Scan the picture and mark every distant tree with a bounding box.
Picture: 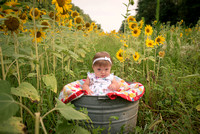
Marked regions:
[135,0,200,26]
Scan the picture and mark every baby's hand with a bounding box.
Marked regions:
[108,84,117,91]
[86,89,93,95]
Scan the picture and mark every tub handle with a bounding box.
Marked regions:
[98,96,109,100]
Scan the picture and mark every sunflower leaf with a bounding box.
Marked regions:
[11,82,40,101]
[42,74,57,93]
[0,93,19,122]
[55,98,89,120]
[0,117,25,134]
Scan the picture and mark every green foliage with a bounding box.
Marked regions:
[0,93,19,122]
[11,82,40,101]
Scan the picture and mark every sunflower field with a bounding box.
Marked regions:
[0,0,199,134]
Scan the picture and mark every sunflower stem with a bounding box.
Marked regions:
[156,57,161,83]
[0,47,6,80]
[52,9,56,74]
[33,0,40,112]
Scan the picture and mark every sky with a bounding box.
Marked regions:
[72,0,138,33]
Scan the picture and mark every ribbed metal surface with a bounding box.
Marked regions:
[72,95,139,134]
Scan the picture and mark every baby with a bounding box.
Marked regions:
[82,51,120,95]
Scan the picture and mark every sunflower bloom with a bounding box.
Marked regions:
[4,15,22,34]
[41,20,50,30]
[129,22,137,30]
[124,44,128,47]
[52,0,72,14]
[138,20,144,29]
[159,51,165,58]
[131,27,141,37]
[74,16,82,24]
[155,35,165,45]
[146,38,155,47]
[180,33,183,37]
[76,24,82,30]
[133,52,140,61]
[30,29,46,43]
[71,10,79,18]
[127,16,136,22]
[18,12,28,23]
[145,25,153,36]
[116,49,126,62]
[29,8,40,19]
[49,11,59,21]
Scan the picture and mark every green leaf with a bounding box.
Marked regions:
[0,93,19,122]
[27,73,37,78]
[0,117,25,134]
[147,56,155,62]
[0,80,11,94]
[56,98,89,120]
[42,74,57,93]
[11,82,40,101]
[76,49,86,58]
[57,123,90,134]
[196,105,200,111]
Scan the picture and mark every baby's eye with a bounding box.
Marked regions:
[97,68,101,71]
[105,68,109,71]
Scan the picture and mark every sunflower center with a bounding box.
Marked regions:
[72,12,78,18]
[4,16,20,31]
[146,29,150,33]
[75,17,82,24]
[31,8,39,17]
[119,53,122,57]
[156,38,161,42]
[56,0,65,7]
[149,43,152,46]
[36,31,41,38]
[133,30,138,34]
[86,23,90,28]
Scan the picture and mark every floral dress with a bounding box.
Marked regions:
[87,72,114,95]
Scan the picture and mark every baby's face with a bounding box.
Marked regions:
[92,65,111,78]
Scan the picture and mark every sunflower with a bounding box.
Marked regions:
[71,10,79,18]
[4,0,20,13]
[67,19,73,28]
[131,27,141,37]
[74,16,82,24]
[145,25,153,36]
[41,20,50,30]
[155,35,165,45]
[85,22,90,29]
[18,12,28,23]
[4,15,22,34]
[124,44,128,47]
[116,49,126,62]
[127,16,136,22]
[180,33,183,37]
[158,51,165,58]
[49,11,59,21]
[76,24,82,30]
[128,22,137,30]
[52,0,72,14]
[133,52,140,61]
[29,8,40,19]
[30,29,46,43]
[146,38,155,48]
[138,20,144,29]
[59,9,70,19]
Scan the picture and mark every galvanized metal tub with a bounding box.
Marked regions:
[71,95,139,134]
